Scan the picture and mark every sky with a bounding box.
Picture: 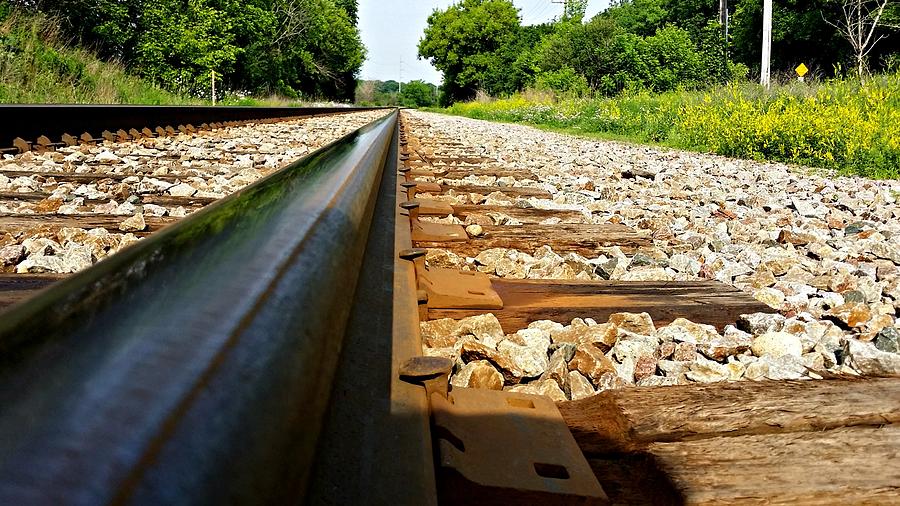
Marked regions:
[358,0,611,85]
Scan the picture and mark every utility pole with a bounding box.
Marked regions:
[760,0,772,87]
[399,57,403,95]
[211,70,216,106]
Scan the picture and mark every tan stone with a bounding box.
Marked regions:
[607,311,656,335]
[451,360,503,390]
[568,344,617,385]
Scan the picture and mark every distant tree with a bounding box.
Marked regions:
[418,0,522,103]
[562,0,589,22]
[355,79,376,103]
[377,80,400,93]
[601,0,669,36]
[399,80,437,107]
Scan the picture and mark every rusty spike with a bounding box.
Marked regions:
[400,181,418,199]
[61,133,78,146]
[398,356,452,400]
[13,137,31,153]
[400,200,420,221]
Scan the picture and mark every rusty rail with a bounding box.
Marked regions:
[0,108,435,504]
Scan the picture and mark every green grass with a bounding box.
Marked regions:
[0,9,315,107]
[434,76,900,179]
[0,10,195,104]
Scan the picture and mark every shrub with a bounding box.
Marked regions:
[533,67,589,97]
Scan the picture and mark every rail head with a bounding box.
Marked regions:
[0,110,401,504]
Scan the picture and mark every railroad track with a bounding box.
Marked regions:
[0,106,896,504]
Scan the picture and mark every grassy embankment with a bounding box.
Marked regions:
[0,10,192,105]
[439,76,900,179]
[0,9,310,106]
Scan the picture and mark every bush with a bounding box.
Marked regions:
[533,67,589,97]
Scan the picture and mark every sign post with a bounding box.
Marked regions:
[761,0,772,87]
[795,63,808,82]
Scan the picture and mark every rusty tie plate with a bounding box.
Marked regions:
[431,387,608,504]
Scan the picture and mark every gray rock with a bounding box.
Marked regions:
[751,331,803,358]
[737,312,786,335]
[497,339,550,379]
[0,244,25,266]
[843,338,900,375]
[686,357,730,383]
[874,327,900,354]
[760,354,807,380]
[636,375,679,387]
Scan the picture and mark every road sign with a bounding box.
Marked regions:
[796,63,808,77]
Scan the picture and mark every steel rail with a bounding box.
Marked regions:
[0,105,383,151]
[0,110,426,504]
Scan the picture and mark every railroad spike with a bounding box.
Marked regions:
[398,356,452,400]
[61,133,78,146]
[12,137,30,153]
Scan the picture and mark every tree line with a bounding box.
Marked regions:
[419,0,900,104]
[2,0,365,101]
[355,79,439,107]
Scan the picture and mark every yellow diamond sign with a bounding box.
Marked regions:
[795,63,808,77]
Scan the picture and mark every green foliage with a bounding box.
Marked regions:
[9,0,365,101]
[602,0,668,36]
[355,79,438,107]
[533,68,588,96]
[0,10,190,104]
[418,0,525,103]
[442,74,900,179]
[135,0,240,96]
[561,0,588,23]
[537,18,736,96]
[399,80,437,107]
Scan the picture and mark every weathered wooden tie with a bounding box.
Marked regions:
[428,279,774,332]
[416,223,652,257]
[558,377,900,505]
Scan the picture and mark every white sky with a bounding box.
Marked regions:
[358,0,611,84]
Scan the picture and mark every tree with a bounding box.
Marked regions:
[418,0,523,103]
[562,0,588,22]
[825,0,899,77]
[399,80,437,107]
[11,0,365,100]
[355,79,376,103]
